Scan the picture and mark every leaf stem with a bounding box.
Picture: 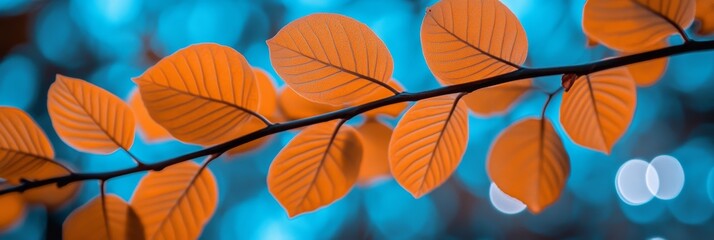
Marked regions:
[99,180,112,238]
[235,106,273,126]
[203,152,224,167]
[548,87,564,97]
[382,82,401,95]
[540,87,562,119]
[100,179,106,194]
[678,27,691,43]
[1,39,714,196]
[124,149,146,167]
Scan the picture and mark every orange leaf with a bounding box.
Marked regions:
[583,0,696,52]
[134,43,262,146]
[0,191,25,232]
[129,90,172,143]
[560,68,637,154]
[696,0,714,35]
[389,94,469,198]
[624,41,669,87]
[461,79,532,116]
[131,161,218,239]
[0,108,77,210]
[253,67,279,119]
[487,118,570,213]
[268,14,395,106]
[22,162,80,210]
[356,119,393,186]
[225,68,280,156]
[0,107,55,182]
[48,75,136,154]
[278,87,341,121]
[63,195,144,240]
[268,120,363,217]
[358,79,408,118]
[421,0,528,85]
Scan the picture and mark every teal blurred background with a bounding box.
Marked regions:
[1,0,714,239]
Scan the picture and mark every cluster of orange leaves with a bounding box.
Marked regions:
[1,0,713,238]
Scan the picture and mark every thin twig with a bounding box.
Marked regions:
[1,39,713,196]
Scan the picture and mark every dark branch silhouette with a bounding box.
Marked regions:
[2,39,713,196]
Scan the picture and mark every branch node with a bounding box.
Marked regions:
[561,73,579,92]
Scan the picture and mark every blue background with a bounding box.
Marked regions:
[1,0,714,238]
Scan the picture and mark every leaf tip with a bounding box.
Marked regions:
[527,205,544,214]
[286,208,303,219]
[598,146,612,155]
[584,141,612,155]
[132,77,151,85]
[410,190,426,199]
[54,74,73,84]
[265,38,277,47]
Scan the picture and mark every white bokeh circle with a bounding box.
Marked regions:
[646,155,684,200]
[616,159,657,205]
[489,183,526,214]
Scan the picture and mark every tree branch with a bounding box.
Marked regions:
[1,39,713,196]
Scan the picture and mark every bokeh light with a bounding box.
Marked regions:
[0,0,31,16]
[667,139,714,225]
[216,189,358,240]
[707,168,714,204]
[619,197,667,224]
[489,183,526,215]
[0,54,39,110]
[33,1,84,68]
[154,1,252,56]
[616,159,656,206]
[647,155,685,200]
[364,180,441,239]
